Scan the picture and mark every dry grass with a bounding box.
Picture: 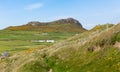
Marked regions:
[0,24,120,72]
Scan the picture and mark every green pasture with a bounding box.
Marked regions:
[0,30,78,54]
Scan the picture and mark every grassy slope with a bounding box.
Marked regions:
[0,24,120,72]
[5,23,85,32]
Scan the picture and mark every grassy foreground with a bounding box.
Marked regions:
[0,24,120,72]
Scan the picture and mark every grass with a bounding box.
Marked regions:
[0,30,77,40]
[0,30,78,54]
[30,24,120,72]
[0,24,120,72]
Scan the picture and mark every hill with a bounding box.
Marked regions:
[5,18,86,32]
[0,23,120,72]
[91,23,114,31]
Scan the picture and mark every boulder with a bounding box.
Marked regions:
[1,52,10,57]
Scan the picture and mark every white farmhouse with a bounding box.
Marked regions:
[46,40,55,43]
[31,40,55,43]
[31,40,45,42]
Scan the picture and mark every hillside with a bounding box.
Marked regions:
[5,18,86,32]
[0,23,120,72]
[91,23,114,31]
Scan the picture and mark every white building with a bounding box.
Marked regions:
[31,40,55,43]
[31,40,45,43]
[46,40,55,43]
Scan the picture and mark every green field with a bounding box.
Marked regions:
[0,30,78,54]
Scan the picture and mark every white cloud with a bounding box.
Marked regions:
[25,3,43,10]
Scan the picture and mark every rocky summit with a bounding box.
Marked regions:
[27,18,82,26]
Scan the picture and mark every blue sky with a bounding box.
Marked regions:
[0,0,120,29]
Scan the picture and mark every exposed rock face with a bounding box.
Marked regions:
[27,22,41,26]
[53,18,82,26]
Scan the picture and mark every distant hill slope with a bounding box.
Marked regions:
[5,18,86,32]
[1,23,120,72]
[91,23,114,31]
